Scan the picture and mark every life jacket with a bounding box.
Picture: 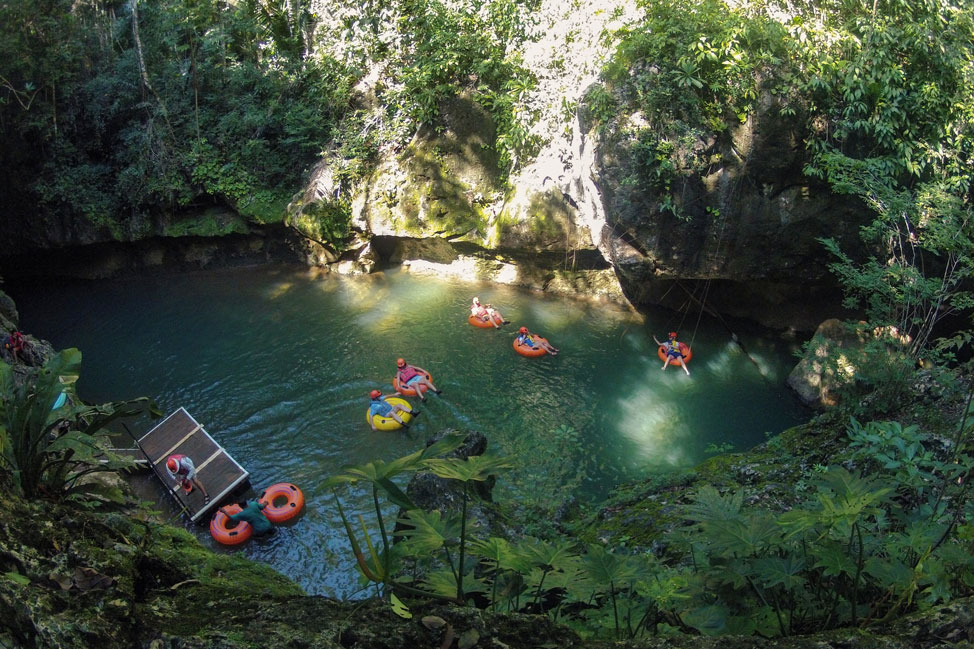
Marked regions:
[398,365,420,382]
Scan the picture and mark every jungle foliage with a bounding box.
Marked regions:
[0,349,155,501]
[600,0,973,384]
[0,0,541,242]
[0,0,356,236]
[327,417,974,639]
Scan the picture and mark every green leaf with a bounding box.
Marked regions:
[394,509,461,555]
[810,542,857,577]
[423,454,514,483]
[422,568,487,600]
[682,603,728,636]
[390,593,412,619]
[863,557,913,589]
[581,544,636,589]
[3,572,30,586]
[752,555,806,592]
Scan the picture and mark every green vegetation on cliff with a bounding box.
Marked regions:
[0,0,543,247]
[0,0,356,239]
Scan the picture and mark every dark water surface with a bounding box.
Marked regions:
[10,265,808,597]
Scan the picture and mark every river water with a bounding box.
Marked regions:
[10,265,808,597]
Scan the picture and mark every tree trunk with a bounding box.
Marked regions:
[130,0,172,131]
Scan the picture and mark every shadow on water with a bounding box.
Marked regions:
[8,265,810,597]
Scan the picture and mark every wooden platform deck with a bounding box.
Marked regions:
[137,408,249,523]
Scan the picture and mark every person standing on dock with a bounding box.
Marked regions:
[166,454,211,503]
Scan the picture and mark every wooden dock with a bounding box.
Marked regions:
[137,408,249,523]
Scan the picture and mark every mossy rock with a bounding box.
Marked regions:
[163,210,252,238]
[360,93,502,242]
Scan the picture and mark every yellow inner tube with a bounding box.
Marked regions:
[366,396,414,431]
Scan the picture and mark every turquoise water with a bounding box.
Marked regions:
[10,265,808,597]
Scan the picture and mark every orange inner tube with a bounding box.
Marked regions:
[468,312,503,328]
[392,369,433,396]
[513,336,548,357]
[259,483,305,523]
[209,504,253,545]
[657,342,692,366]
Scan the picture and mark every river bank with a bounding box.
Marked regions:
[3,421,973,649]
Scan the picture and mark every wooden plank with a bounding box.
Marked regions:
[138,408,201,462]
[108,447,148,462]
[194,448,224,473]
[150,432,217,474]
[151,424,202,465]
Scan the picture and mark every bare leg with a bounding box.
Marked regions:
[412,381,427,401]
[191,477,209,501]
[662,356,672,371]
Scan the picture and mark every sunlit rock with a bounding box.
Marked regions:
[787,318,857,408]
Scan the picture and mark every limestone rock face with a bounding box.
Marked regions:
[0,290,18,331]
[357,94,503,243]
[592,94,868,331]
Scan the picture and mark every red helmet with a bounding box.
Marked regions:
[669,332,677,339]
[166,457,179,473]
[370,389,381,399]
[519,326,528,334]
[396,358,406,367]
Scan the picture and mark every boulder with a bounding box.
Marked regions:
[787,319,859,408]
[399,430,505,539]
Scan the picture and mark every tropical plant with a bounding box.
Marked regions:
[418,454,515,600]
[673,421,974,636]
[0,349,156,501]
[804,0,974,364]
[323,432,466,595]
[0,0,356,236]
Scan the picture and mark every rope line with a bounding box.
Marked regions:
[687,205,731,349]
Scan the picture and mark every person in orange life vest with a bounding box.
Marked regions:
[368,389,415,431]
[394,358,441,401]
[166,454,210,503]
[516,326,559,355]
[654,331,690,376]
